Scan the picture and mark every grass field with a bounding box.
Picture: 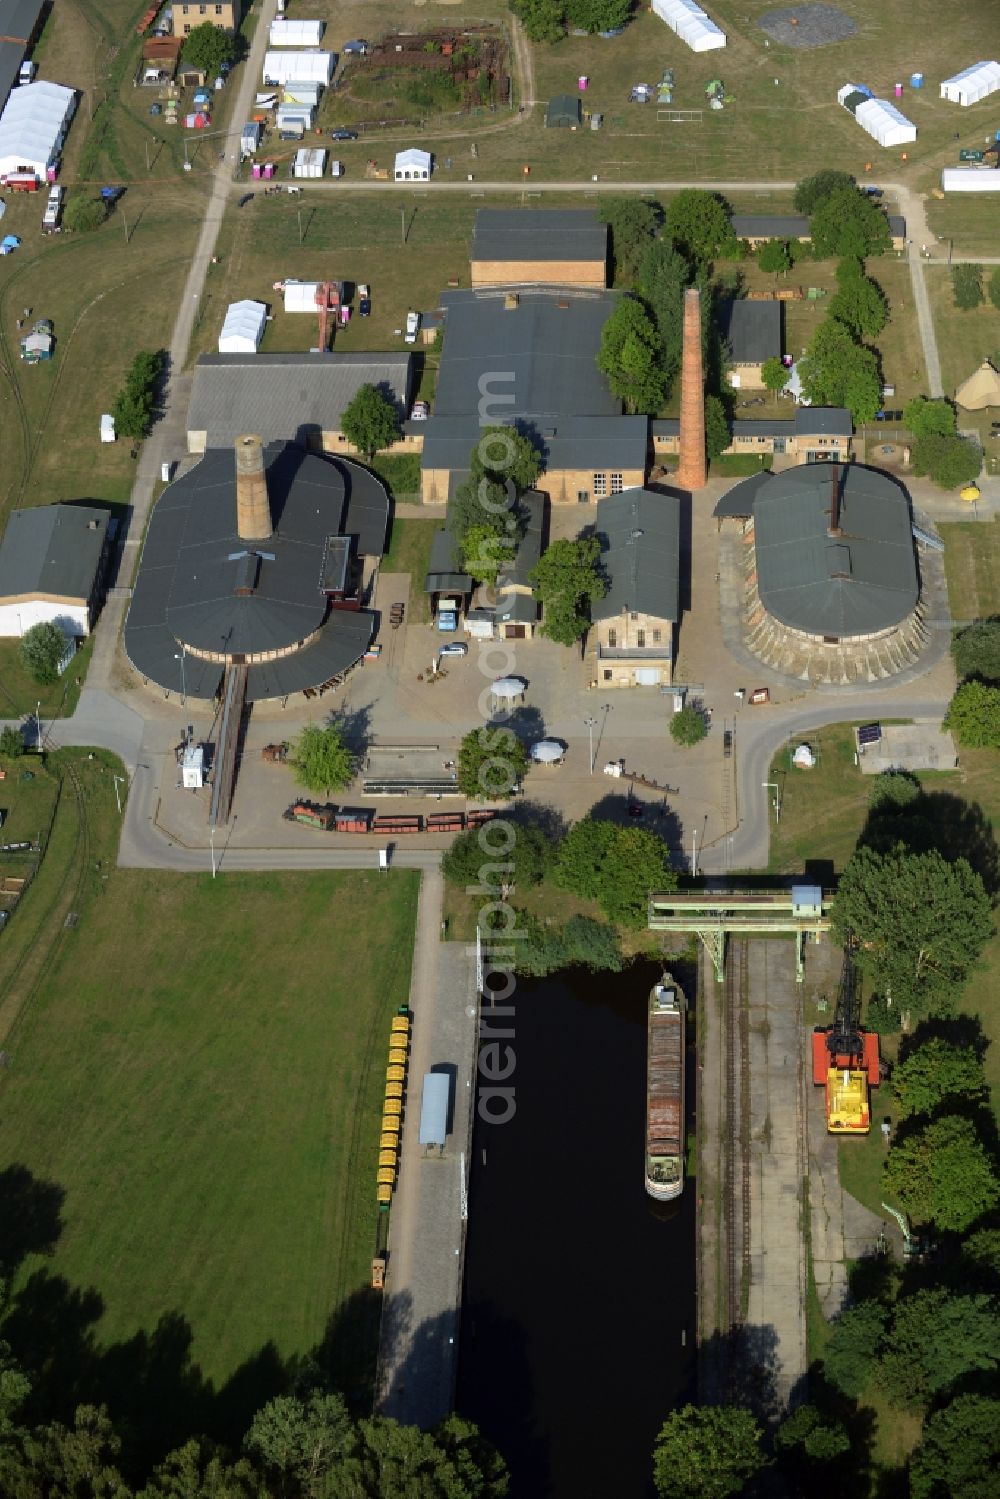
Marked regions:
[925,266,1000,466]
[924,196,1000,257]
[0,761,420,1453]
[939,521,1000,622]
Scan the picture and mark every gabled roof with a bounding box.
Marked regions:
[0,503,108,603]
[0,0,45,44]
[471,208,607,265]
[718,299,781,365]
[500,490,545,588]
[593,489,680,623]
[796,407,852,436]
[729,213,810,240]
[424,520,471,594]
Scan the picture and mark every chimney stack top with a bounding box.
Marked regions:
[234,433,272,543]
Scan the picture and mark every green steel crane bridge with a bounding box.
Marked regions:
[647,885,833,983]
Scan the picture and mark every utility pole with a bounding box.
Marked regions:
[210,824,216,878]
[112,774,125,814]
[35,701,42,753]
[297,208,303,244]
[584,715,596,774]
[401,205,406,246]
[691,826,698,877]
[762,781,781,823]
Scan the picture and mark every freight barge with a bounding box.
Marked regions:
[646,975,685,1201]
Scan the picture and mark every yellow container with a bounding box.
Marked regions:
[381,1116,401,1134]
[377,1184,392,1204]
[379,1149,397,1167]
[388,1047,407,1066]
[385,1081,404,1100]
[384,1097,402,1116]
[391,1016,410,1033]
[377,1167,395,1185]
[380,1132,398,1150]
[386,1065,405,1083]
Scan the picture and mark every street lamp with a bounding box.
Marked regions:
[112,774,125,815]
[35,700,41,752]
[584,715,597,775]
[210,823,216,879]
[174,645,187,705]
[762,781,781,823]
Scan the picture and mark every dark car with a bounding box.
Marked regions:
[330,128,359,141]
[238,192,255,207]
[359,297,371,317]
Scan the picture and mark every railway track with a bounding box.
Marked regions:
[720,940,751,1376]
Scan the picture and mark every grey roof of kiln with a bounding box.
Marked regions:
[0,504,108,603]
[718,299,782,365]
[752,463,918,638]
[125,443,388,702]
[713,471,774,518]
[592,489,680,623]
[730,213,810,240]
[187,352,414,445]
[420,414,647,473]
[471,208,608,266]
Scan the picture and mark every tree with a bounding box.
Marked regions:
[910,1395,1000,1499]
[823,1300,889,1397]
[564,0,631,33]
[945,679,1000,748]
[510,0,564,42]
[793,169,856,214]
[291,723,355,795]
[911,432,982,489]
[797,317,881,424]
[245,1391,353,1496]
[638,239,691,390]
[883,1113,1000,1232]
[554,817,616,899]
[598,197,660,284]
[670,706,707,745]
[141,1439,265,1497]
[904,396,956,440]
[597,297,667,414]
[664,190,731,265]
[62,194,108,233]
[462,523,516,587]
[952,262,984,310]
[757,238,791,278]
[878,1287,1000,1409]
[953,618,1000,684]
[774,1404,850,1468]
[111,347,164,440]
[515,911,624,976]
[181,21,237,77]
[832,845,993,1019]
[340,384,400,461]
[761,356,788,394]
[328,1412,508,1498]
[990,266,1000,314]
[653,1405,767,1499]
[556,818,675,928]
[810,187,891,259]
[829,260,888,339]
[442,817,551,892]
[10,1404,130,1499]
[0,726,23,760]
[457,727,529,801]
[18,621,66,686]
[704,395,729,462]
[529,536,606,647]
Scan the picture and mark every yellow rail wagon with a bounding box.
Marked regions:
[379,1148,397,1167]
[384,1097,402,1116]
[381,1115,401,1135]
[391,1015,410,1035]
[386,1064,405,1083]
[377,1167,395,1186]
[385,1081,404,1100]
[380,1131,398,1150]
[388,1046,407,1066]
[377,1184,392,1204]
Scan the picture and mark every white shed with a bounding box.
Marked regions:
[394,147,432,181]
[0,81,77,182]
[218,300,266,354]
[847,95,917,147]
[941,167,1000,192]
[283,280,321,313]
[940,61,1000,107]
[269,17,324,46]
[651,0,726,52]
[293,146,327,178]
[100,413,116,443]
[262,49,334,87]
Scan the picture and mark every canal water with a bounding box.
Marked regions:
[457,960,697,1499]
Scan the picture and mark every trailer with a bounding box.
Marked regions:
[426,811,465,832]
[284,800,337,830]
[373,814,423,834]
[334,807,374,833]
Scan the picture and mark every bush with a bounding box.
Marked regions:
[111,348,165,441]
[865,995,901,1035]
[62,195,109,233]
[670,707,707,746]
[953,618,1000,684]
[952,263,984,310]
[944,679,1000,747]
[18,621,67,686]
[0,726,23,759]
[911,432,982,489]
[903,396,956,440]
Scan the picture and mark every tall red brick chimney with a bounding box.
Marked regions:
[676,287,707,492]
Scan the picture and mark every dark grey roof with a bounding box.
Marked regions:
[545,93,581,126]
[713,471,772,518]
[654,410,850,441]
[718,299,782,365]
[0,0,45,43]
[753,463,918,638]
[887,214,905,238]
[425,522,471,594]
[500,490,544,588]
[187,353,413,445]
[0,504,108,602]
[496,588,538,625]
[471,209,607,266]
[420,413,647,473]
[0,40,21,112]
[795,407,852,437]
[731,418,795,438]
[730,214,809,239]
[593,489,680,623]
[126,444,388,702]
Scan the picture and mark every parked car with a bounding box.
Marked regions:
[358,297,371,317]
[411,400,429,420]
[330,127,359,141]
[237,192,255,207]
[405,310,420,344]
[439,642,468,658]
[342,39,369,55]
[42,185,63,232]
[18,60,36,85]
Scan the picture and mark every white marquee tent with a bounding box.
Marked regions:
[0,81,76,182]
[218,300,267,354]
[941,167,1000,193]
[282,281,320,313]
[845,94,916,147]
[651,0,726,52]
[394,147,432,180]
[269,18,324,47]
[262,50,333,87]
[940,61,1000,107]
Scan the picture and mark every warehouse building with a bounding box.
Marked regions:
[0,503,110,638]
[591,488,681,688]
[718,299,782,389]
[470,208,608,289]
[0,0,45,114]
[652,407,853,466]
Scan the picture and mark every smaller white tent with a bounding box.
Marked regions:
[853,96,917,147]
[941,167,1000,192]
[100,414,115,443]
[262,49,333,87]
[491,677,526,700]
[269,18,324,47]
[530,740,565,763]
[394,147,432,181]
[0,81,76,182]
[651,0,725,52]
[940,61,1000,107]
[218,300,266,354]
[293,146,326,178]
[283,281,320,313]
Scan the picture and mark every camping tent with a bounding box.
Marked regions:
[0,80,76,182]
[852,96,916,147]
[20,330,52,362]
[941,167,1000,192]
[269,18,324,46]
[545,93,581,127]
[394,147,431,181]
[940,61,1000,107]
[956,361,1000,410]
[282,281,320,313]
[651,0,726,52]
[218,300,266,354]
[262,49,333,86]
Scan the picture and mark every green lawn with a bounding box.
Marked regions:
[0,636,94,721]
[940,521,1000,622]
[382,517,437,621]
[767,725,876,878]
[0,810,419,1452]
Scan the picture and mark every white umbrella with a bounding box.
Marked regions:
[491,677,525,700]
[530,740,564,763]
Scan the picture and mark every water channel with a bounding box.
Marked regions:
[457,960,697,1498]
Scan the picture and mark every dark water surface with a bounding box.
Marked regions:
[457,962,697,1499]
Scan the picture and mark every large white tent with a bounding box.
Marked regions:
[394,147,432,180]
[0,81,76,182]
[218,300,266,354]
[262,50,333,87]
[282,281,320,313]
[848,95,916,147]
[941,167,1000,193]
[940,61,1000,107]
[651,0,726,52]
[269,18,324,47]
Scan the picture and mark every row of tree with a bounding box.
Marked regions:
[512,0,631,43]
[111,349,165,442]
[946,618,1000,748]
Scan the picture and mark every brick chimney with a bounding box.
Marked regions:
[234,434,271,542]
[676,287,707,492]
